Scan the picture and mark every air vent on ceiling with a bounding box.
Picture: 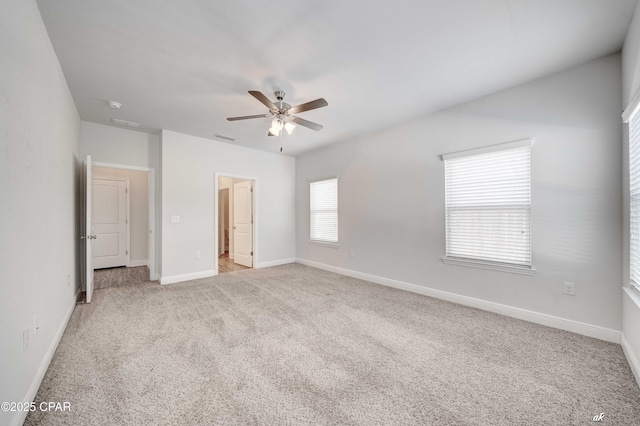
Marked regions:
[112,118,141,128]
[213,133,236,142]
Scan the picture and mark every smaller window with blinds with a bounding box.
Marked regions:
[625,103,640,292]
[442,140,533,273]
[310,177,338,245]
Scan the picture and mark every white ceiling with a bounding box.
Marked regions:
[37,0,636,156]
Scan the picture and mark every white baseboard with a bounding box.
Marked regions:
[621,333,640,387]
[256,258,296,269]
[159,269,217,285]
[11,288,80,426]
[127,259,149,268]
[296,258,621,344]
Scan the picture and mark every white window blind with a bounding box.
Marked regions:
[310,178,338,244]
[444,142,531,267]
[629,110,640,290]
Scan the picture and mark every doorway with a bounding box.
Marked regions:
[82,159,157,303]
[216,175,255,274]
[93,164,156,272]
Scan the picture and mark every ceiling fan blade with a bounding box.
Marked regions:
[248,91,278,111]
[227,114,269,121]
[268,131,276,137]
[291,116,323,131]
[288,98,328,114]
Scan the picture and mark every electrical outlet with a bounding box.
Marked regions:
[34,317,39,336]
[563,282,575,296]
[350,250,356,258]
[195,251,201,259]
[23,328,29,352]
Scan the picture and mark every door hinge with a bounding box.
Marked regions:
[126,250,128,255]
[250,251,253,256]
[126,188,128,194]
[250,187,253,193]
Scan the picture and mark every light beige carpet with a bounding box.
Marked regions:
[93,266,149,290]
[26,264,640,425]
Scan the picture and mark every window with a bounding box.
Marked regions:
[310,177,338,245]
[442,140,532,273]
[628,108,640,292]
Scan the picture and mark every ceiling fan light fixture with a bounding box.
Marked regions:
[284,121,296,135]
[271,118,284,131]
[269,125,281,136]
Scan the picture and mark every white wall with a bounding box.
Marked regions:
[296,54,622,334]
[80,121,160,169]
[0,1,81,425]
[161,130,295,283]
[93,166,149,265]
[80,121,161,277]
[621,0,640,385]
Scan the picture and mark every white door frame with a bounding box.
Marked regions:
[92,177,131,268]
[93,162,157,281]
[214,172,257,274]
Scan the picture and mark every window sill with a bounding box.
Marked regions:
[309,240,340,248]
[625,285,640,309]
[441,257,536,276]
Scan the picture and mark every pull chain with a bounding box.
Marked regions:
[280,127,284,153]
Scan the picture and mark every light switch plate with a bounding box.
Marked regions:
[563,282,575,296]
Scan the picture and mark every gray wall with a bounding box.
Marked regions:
[0,1,81,425]
[296,54,622,331]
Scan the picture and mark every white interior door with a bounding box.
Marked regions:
[93,179,128,269]
[233,181,253,267]
[84,155,95,303]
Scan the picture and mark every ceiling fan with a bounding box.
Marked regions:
[227,90,328,137]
